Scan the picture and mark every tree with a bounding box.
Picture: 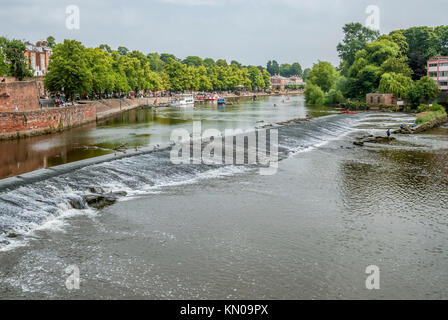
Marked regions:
[46,36,56,48]
[380,57,413,77]
[216,59,228,67]
[304,83,325,104]
[117,46,129,56]
[2,39,33,80]
[414,76,439,104]
[182,56,203,67]
[290,62,302,77]
[266,60,279,75]
[147,52,165,72]
[0,37,9,76]
[378,72,413,98]
[99,44,112,53]
[203,58,215,68]
[85,47,115,95]
[45,40,92,99]
[160,53,178,64]
[306,61,339,92]
[337,22,380,74]
[302,68,311,80]
[230,60,242,68]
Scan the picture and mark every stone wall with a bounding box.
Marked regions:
[0,104,96,139]
[0,80,39,112]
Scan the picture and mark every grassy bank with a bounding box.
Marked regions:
[415,104,447,125]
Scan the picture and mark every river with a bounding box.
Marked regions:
[0,95,447,299]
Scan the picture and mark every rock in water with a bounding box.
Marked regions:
[353,141,364,146]
[83,191,127,209]
[7,232,18,238]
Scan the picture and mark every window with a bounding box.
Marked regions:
[439,81,448,86]
[370,96,374,103]
[429,72,438,77]
[429,63,438,67]
[31,55,35,68]
[440,63,448,67]
[440,71,448,77]
[377,97,381,103]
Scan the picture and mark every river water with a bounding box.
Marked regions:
[0,95,447,299]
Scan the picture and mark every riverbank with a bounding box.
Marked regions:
[0,91,291,141]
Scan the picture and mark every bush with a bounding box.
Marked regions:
[429,103,445,112]
[344,100,370,111]
[304,84,325,105]
[326,89,344,105]
[416,104,429,113]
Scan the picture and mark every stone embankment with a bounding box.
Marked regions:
[393,114,448,134]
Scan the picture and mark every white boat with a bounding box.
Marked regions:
[170,94,194,107]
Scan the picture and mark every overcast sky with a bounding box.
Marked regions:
[1,0,447,69]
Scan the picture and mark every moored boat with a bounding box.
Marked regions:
[170,94,194,107]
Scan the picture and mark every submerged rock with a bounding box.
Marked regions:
[83,191,127,209]
[362,136,396,143]
[68,197,87,210]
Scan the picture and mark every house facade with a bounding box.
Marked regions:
[270,75,305,90]
[24,41,52,76]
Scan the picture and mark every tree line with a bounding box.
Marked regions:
[44,39,274,100]
[266,60,304,78]
[305,23,447,109]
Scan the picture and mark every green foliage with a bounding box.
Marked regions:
[45,40,92,99]
[326,89,344,105]
[46,36,56,48]
[267,60,302,77]
[378,72,413,98]
[99,44,112,53]
[407,76,440,108]
[266,60,279,75]
[306,61,338,92]
[182,56,203,67]
[344,100,370,111]
[415,109,447,125]
[429,103,445,112]
[117,46,129,56]
[380,57,413,77]
[304,84,325,104]
[0,38,33,80]
[337,22,380,75]
[302,68,310,80]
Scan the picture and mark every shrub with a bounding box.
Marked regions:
[344,100,370,110]
[326,89,344,105]
[304,84,325,105]
[429,103,445,112]
[416,104,429,113]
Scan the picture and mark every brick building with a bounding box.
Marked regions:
[270,75,305,90]
[427,56,448,91]
[24,41,52,76]
[366,93,397,106]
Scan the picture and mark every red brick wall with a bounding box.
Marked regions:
[0,81,39,112]
[0,104,96,138]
